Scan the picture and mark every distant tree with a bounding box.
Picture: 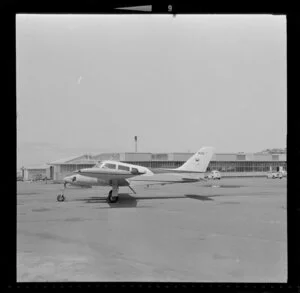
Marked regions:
[261,148,286,154]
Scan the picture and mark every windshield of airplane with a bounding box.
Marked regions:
[93,162,103,168]
[102,163,117,169]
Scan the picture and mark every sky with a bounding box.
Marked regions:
[16,14,286,169]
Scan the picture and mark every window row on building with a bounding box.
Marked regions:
[60,164,95,173]
[123,161,287,172]
[207,161,287,172]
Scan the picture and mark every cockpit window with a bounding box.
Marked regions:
[93,161,104,168]
[118,164,130,171]
[103,163,116,170]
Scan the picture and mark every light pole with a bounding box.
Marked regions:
[134,136,137,153]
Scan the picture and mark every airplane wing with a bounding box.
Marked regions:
[75,168,145,186]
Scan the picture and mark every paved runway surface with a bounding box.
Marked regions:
[17,177,287,282]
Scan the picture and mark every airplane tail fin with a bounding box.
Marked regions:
[176,147,215,173]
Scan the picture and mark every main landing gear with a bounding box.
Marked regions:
[107,190,118,203]
[107,185,119,203]
[106,184,136,203]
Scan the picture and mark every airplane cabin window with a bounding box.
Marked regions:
[104,163,116,169]
[118,165,130,171]
[131,167,139,174]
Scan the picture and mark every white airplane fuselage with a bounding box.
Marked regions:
[64,161,154,187]
[64,161,205,188]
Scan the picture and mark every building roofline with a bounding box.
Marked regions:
[24,165,49,170]
[47,154,93,165]
[44,151,286,166]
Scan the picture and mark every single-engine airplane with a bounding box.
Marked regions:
[57,146,215,203]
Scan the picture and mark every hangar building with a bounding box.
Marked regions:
[22,165,51,181]
[48,152,287,183]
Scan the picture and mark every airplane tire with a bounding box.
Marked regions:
[57,194,65,202]
[107,190,118,203]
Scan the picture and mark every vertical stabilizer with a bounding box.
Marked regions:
[176,147,215,172]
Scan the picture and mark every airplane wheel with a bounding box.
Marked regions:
[107,190,118,203]
[57,194,65,202]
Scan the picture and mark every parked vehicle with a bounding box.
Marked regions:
[207,170,221,180]
[267,172,283,179]
[32,174,48,181]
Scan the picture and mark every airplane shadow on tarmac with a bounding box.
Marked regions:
[74,193,222,209]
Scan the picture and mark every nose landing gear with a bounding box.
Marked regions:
[57,194,65,202]
[57,182,67,202]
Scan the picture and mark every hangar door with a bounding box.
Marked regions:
[50,166,54,180]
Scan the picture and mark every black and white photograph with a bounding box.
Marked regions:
[16,13,287,282]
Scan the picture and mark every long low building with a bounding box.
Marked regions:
[47,152,287,183]
[22,165,51,181]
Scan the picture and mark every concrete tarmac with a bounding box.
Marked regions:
[17,177,287,282]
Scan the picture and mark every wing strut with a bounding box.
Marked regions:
[128,185,137,194]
